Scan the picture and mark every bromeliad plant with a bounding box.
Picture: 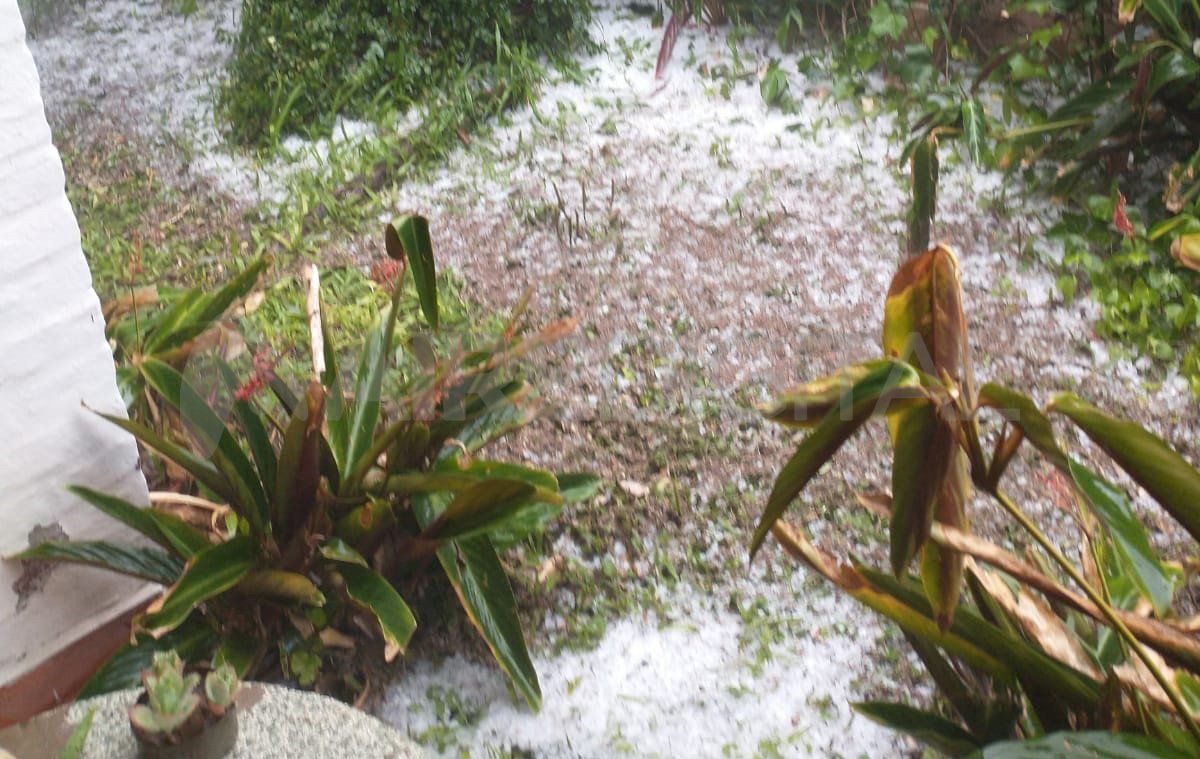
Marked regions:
[754,240,1200,754]
[17,217,594,710]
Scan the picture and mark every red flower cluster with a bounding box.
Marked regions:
[235,346,277,402]
[370,259,405,288]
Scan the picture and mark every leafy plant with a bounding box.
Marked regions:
[219,0,593,147]
[755,239,1200,750]
[104,258,265,415]
[15,217,597,709]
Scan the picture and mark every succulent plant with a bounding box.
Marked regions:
[204,663,239,714]
[129,652,201,737]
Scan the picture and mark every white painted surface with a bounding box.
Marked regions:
[0,0,153,685]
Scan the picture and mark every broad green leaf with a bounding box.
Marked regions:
[977,384,1068,473]
[421,479,546,543]
[93,413,235,507]
[219,362,277,492]
[388,216,438,328]
[760,360,897,429]
[883,245,964,382]
[343,299,400,482]
[319,537,368,567]
[1068,460,1178,615]
[752,360,921,558]
[1050,393,1200,544]
[319,291,349,469]
[976,729,1191,758]
[961,99,987,165]
[854,701,979,756]
[272,381,325,539]
[61,706,95,759]
[862,568,1099,712]
[77,621,215,698]
[414,492,541,710]
[1142,0,1189,47]
[141,536,256,637]
[140,359,269,534]
[67,486,173,551]
[920,457,970,632]
[890,399,954,576]
[144,258,265,354]
[142,257,265,355]
[15,541,182,585]
[212,633,261,678]
[238,569,326,606]
[145,510,211,559]
[557,472,602,503]
[338,563,417,661]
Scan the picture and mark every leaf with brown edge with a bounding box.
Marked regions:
[969,563,1101,681]
[760,360,897,430]
[920,456,969,632]
[1051,393,1200,545]
[889,398,955,577]
[273,381,326,541]
[752,360,922,559]
[237,570,326,607]
[977,383,1068,485]
[882,244,966,384]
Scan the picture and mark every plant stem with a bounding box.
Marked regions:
[990,488,1200,744]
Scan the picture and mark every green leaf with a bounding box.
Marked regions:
[338,563,417,660]
[752,360,921,558]
[141,536,256,637]
[889,399,954,576]
[1068,460,1178,615]
[66,486,172,550]
[272,382,326,539]
[557,472,602,503]
[977,384,1068,479]
[140,359,269,534]
[415,493,541,710]
[319,291,349,470]
[1051,393,1200,545]
[319,537,368,567]
[343,303,399,483]
[212,633,261,678]
[961,99,987,165]
[144,258,265,354]
[92,413,235,507]
[219,362,277,493]
[908,134,938,254]
[388,216,438,328]
[760,361,897,429]
[863,568,1099,712]
[60,707,95,759]
[145,510,212,559]
[15,541,183,585]
[854,701,979,755]
[421,479,547,543]
[78,621,215,698]
[976,729,1191,758]
[237,569,326,606]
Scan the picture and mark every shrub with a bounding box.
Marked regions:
[753,236,1200,751]
[17,218,598,708]
[219,0,593,147]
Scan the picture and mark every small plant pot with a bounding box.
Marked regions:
[130,699,238,759]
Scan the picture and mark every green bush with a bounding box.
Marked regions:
[219,0,592,146]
